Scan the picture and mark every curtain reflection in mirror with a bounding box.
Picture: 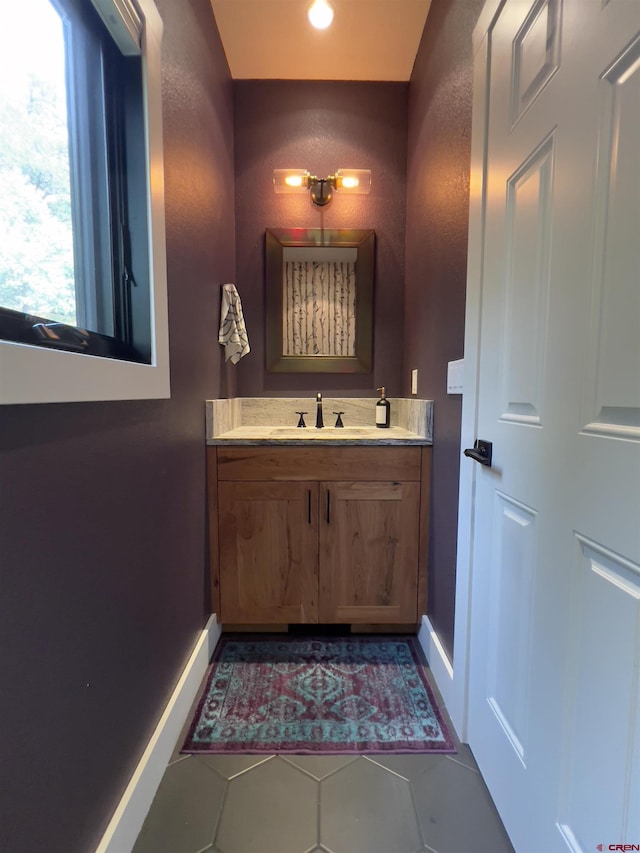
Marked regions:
[283,257,356,357]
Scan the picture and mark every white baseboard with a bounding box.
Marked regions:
[95,614,222,853]
[417,615,459,737]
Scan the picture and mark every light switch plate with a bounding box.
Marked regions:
[447,359,464,394]
[411,369,418,395]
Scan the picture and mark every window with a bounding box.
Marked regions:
[0,0,169,404]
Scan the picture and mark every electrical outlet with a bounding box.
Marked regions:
[411,369,418,395]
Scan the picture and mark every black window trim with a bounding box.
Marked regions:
[0,0,152,365]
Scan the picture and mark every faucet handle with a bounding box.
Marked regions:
[333,411,345,428]
[295,411,307,428]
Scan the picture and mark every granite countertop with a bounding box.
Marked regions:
[208,425,427,446]
[205,398,433,446]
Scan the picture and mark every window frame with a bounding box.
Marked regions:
[0,0,169,405]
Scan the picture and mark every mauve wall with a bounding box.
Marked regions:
[404,0,484,658]
[0,2,234,851]
[233,81,407,398]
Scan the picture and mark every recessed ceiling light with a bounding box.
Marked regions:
[308,0,334,30]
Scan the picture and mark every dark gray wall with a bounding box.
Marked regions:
[404,0,484,658]
[233,80,408,398]
[0,1,234,850]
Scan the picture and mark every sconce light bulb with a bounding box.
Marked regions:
[285,174,305,188]
[340,176,359,189]
[308,0,334,30]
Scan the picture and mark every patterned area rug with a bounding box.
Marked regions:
[182,635,455,755]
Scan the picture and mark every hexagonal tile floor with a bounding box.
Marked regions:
[134,661,514,853]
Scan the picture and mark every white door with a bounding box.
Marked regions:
[466,1,640,850]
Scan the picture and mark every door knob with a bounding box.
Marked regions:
[464,439,492,467]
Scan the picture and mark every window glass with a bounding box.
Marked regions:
[0,0,76,326]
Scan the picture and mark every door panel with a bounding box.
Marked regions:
[486,492,537,765]
[557,536,640,849]
[468,1,640,850]
[511,0,562,124]
[218,481,318,623]
[581,33,640,441]
[500,133,554,426]
[318,481,420,623]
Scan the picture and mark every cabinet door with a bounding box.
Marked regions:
[218,482,318,623]
[319,481,420,623]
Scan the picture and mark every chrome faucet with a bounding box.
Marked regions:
[315,392,324,429]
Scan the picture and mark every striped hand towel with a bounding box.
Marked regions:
[218,283,250,364]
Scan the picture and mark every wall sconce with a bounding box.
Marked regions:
[273,168,372,207]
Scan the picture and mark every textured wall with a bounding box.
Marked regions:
[405,0,484,658]
[233,80,407,398]
[0,2,235,850]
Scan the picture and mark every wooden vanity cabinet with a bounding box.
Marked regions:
[208,446,431,626]
[217,480,319,623]
[318,480,421,623]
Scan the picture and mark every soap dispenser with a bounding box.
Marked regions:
[376,387,391,428]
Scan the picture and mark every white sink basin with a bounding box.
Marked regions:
[269,427,374,439]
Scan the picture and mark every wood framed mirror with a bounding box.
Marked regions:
[265,228,375,373]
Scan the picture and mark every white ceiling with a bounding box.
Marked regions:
[210,0,432,81]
